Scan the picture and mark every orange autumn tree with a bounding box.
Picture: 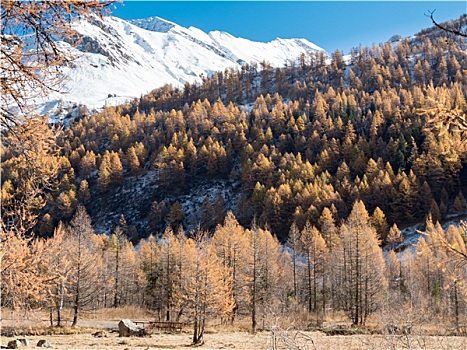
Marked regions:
[300,222,328,317]
[243,225,282,334]
[336,200,387,325]
[210,212,249,323]
[67,205,103,326]
[0,230,48,312]
[174,231,234,344]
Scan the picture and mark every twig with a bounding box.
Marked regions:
[426,10,467,38]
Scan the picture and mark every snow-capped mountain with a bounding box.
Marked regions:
[38,15,324,115]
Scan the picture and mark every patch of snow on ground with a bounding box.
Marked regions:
[393,213,467,259]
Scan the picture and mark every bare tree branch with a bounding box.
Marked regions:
[1,0,116,127]
[426,10,467,38]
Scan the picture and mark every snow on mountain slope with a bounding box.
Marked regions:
[38,15,324,114]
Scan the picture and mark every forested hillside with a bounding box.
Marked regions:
[1,14,467,338]
[4,15,466,242]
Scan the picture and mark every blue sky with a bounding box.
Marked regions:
[113,1,466,54]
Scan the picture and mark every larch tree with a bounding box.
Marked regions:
[385,250,401,292]
[200,197,215,231]
[413,220,449,315]
[174,232,234,344]
[244,226,260,334]
[98,150,123,191]
[78,179,91,204]
[211,212,249,323]
[337,200,387,325]
[287,222,301,299]
[108,225,128,308]
[79,151,97,178]
[157,226,184,321]
[318,207,339,251]
[109,151,124,184]
[0,227,47,312]
[138,234,165,311]
[451,192,467,214]
[418,218,467,323]
[168,201,184,230]
[116,240,139,306]
[1,118,60,236]
[430,199,441,224]
[318,207,340,311]
[212,194,226,229]
[426,215,467,266]
[127,146,141,175]
[300,222,328,316]
[371,207,389,241]
[443,225,467,331]
[386,223,403,249]
[43,222,74,326]
[413,236,437,309]
[67,205,102,326]
[242,225,281,333]
[98,151,112,193]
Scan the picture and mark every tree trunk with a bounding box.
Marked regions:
[307,251,313,312]
[113,245,119,308]
[72,243,81,327]
[193,317,198,344]
[57,306,62,327]
[231,249,238,324]
[49,308,53,327]
[454,280,459,332]
[252,242,257,334]
[313,253,317,312]
[193,314,204,344]
[354,230,360,326]
[57,281,64,327]
[322,272,326,317]
[72,298,79,327]
[292,250,297,299]
[176,306,184,322]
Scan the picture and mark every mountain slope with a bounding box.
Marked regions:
[39,15,324,114]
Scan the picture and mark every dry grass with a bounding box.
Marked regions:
[1,330,467,349]
[1,307,154,326]
[84,306,156,321]
[1,308,466,349]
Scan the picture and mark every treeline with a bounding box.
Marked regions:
[2,203,466,339]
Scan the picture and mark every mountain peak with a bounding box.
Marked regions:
[129,16,178,33]
[38,15,324,116]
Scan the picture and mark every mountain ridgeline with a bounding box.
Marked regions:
[3,15,467,243]
[37,14,323,115]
